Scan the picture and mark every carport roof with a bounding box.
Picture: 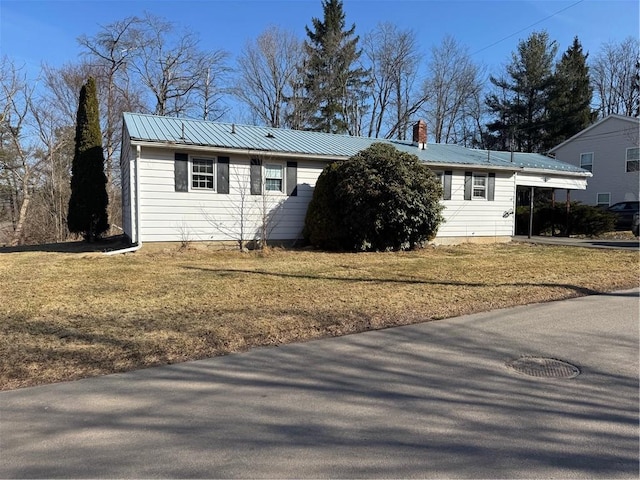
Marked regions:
[123,112,589,175]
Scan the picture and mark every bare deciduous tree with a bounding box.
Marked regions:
[78,16,143,184]
[0,57,43,246]
[131,13,229,119]
[234,26,303,128]
[196,50,231,121]
[30,96,74,243]
[363,23,425,139]
[41,60,140,233]
[591,37,640,118]
[422,35,484,144]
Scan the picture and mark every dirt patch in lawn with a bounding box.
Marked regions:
[1,242,638,390]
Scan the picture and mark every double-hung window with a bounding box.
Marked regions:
[250,159,297,195]
[192,158,215,190]
[472,173,487,200]
[264,164,283,192]
[174,153,228,193]
[596,193,610,207]
[580,152,593,172]
[464,171,494,201]
[626,147,639,172]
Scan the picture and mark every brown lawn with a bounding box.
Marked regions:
[0,241,638,390]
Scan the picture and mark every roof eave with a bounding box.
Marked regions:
[549,114,640,153]
[519,167,592,177]
[128,137,589,176]
[129,139,349,162]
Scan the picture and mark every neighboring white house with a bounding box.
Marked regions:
[120,113,590,247]
[549,114,640,206]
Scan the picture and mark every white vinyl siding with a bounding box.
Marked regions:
[120,134,133,241]
[437,171,515,239]
[135,147,313,243]
[133,149,516,243]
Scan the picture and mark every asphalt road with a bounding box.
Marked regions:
[1,289,638,479]
[513,235,639,250]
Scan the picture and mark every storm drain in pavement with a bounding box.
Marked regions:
[506,356,581,379]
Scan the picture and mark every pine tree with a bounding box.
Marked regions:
[546,37,594,149]
[68,77,109,242]
[485,31,558,153]
[295,0,369,134]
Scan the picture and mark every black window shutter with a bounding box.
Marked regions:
[286,161,298,196]
[443,170,452,200]
[250,158,262,195]
[217,157,229,194]
[487,172,495,201]
[174,153,188,192]
[464,171,472,200]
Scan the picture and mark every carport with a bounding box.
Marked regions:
[515,170,590,238]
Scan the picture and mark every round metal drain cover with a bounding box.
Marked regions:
[506,356,580,378]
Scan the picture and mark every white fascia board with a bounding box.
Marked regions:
[520,167,591,178]
[516,171,589,189]
[129,140,347,162]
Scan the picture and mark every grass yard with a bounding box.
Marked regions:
[1,241,638,390]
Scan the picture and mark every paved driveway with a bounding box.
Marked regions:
[1,290,638,478]
[513,235,639,250]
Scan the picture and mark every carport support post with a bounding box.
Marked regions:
[528,186,534,239]
[565,190,571,236]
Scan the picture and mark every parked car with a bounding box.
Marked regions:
[607,201,640,230]
[632,212,639,236]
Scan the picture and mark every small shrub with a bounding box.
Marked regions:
[568,203,616,236]
[516,201,615,236]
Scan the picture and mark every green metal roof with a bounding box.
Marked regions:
[123,112,588,175]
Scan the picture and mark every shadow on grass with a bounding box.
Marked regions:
[183,265,603,296]
[0,235,130,254]
[1,302,637,478]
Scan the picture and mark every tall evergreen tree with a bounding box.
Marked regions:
[295,0,369,134]
[546,37,594,149]
[68,77,109,241]
[485,31,558,153]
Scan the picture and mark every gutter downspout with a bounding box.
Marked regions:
[104,144,142,255]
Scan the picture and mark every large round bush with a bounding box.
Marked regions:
[304,143,444,251]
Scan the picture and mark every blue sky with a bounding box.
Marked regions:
[1,0,638,120]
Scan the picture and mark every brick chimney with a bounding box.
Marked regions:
[412,120,427,149]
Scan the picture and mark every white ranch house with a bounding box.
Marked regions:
[120,113,590,248]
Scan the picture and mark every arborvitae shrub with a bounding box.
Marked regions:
[68,77,109,242]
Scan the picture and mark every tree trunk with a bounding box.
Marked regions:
[10,192,30,246]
